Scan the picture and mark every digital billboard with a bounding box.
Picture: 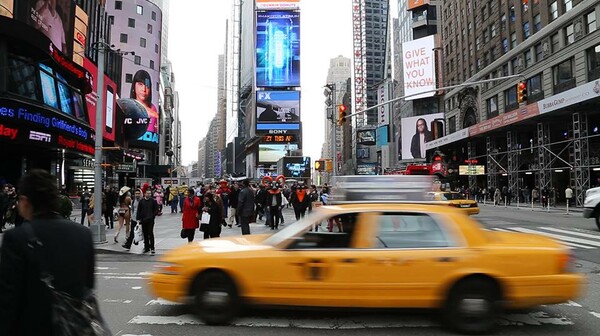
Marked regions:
[281,156,311,178]
[14,0,76,57]
[402,35,436,100]
[256,11,300,87]
[256,91,300,124]
[400,113,444,160]
[83,58,117,142]
[258,143,298,163]
[357,129,376,146]
[356,127,378,175]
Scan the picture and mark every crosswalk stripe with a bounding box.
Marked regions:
[508,227,600,248]
[540,227,600,240]
[489,228,580,249]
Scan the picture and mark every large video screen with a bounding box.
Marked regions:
[14,0,76,57]
[400,113,444,160]
[258,143,298,163]
[256,91,300,124]
[83,58,117,142]
[282,156,310,178]
[256,11,300,87]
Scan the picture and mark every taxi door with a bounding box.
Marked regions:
[357,211,470,308]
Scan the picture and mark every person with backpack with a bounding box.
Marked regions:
[0,169,108,335]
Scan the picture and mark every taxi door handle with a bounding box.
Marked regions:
[436,257,455,263]
[373,257,393,264]
[340,258,358,264]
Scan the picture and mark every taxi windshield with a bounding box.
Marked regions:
[441,193,466,201]
[263,211,325,246]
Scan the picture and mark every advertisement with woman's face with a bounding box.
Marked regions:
[118,69,160,149]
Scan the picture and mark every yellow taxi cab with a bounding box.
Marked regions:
[429,191,480,215]
[149,176,583,334]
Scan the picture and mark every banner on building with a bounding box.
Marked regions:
[256,11,300,87]
[256,0,300,10]
[73,6,88,66]
[402,35,436,100]
[400,113,444,160]
[377,81,390,126]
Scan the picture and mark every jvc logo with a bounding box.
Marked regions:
[257,92,271,100]
[29,131,51,143]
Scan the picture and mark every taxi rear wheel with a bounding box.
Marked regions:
[443,277,501,335]
[595,213,600,231]
[191,271,240,325]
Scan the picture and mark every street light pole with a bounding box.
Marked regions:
[92,3,107,243]
[331,83,337,178]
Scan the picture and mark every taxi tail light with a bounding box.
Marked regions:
[558,251,575,273]
[154,262,182,275]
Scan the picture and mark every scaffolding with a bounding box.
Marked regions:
[535,122,551,192]
[570,112,590,207]
[486,137,497,190]
[507,131,519,197]
[467,141,476,188]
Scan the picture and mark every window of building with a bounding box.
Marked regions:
[6,55,40,101]
[523,0,529,12]
[125,73,133,83]
[510,32,517,49]
[115,1,122,10]
[587,44,600,80]
[501,14,507,30]
[527,74,543,98]
[523,22,530,39]
[503,63,509,76]
[491,23,497,37]
[550,1,558,20]
[587,11,597,33]
[535,43,544,61]
[565,24,575,44]
[150,60,155,69]
[134,55,141,65]
[152,11,157,21]
[108,15,114,25]
[469,44,473,56]
[128,18,135,28]
[551,33,560,52]
[155,44,159,53]
[510,5,516,22]
[136,5,143,15]
[476,37,482,50]
[564,0,573,12]
[140,37,146,48]
[502,38,509,53]
[120,33,128,43]
[487,96,499,118]
[511,58,519,73]
[525,49,533,67]
[553,58,574,86]
[505,86,518,107]
[449,116,456,133]
[147,24,153,34]
[534,14,541,32]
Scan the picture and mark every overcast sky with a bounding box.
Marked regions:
[169,0,353,166]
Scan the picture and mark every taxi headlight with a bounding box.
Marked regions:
[154,262,183,275]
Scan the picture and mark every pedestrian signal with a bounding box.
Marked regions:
[315,160,325,171]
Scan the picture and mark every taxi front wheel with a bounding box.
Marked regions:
[443,277,501,335]
[191,271,240,325]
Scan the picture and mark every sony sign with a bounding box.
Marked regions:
[29,130,52,143]
[268,129,288,134]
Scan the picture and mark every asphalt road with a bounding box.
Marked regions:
[90,205,600,336]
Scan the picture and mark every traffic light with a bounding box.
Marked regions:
[337,104,347,126]
[325,160,333,172]
[517,81,528,103]
[315,160,325,171]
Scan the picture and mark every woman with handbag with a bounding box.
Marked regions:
[181,187,201,242]
[201,193,222,239]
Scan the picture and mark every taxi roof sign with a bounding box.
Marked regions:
[330,175,435,204]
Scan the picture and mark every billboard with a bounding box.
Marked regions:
[402,35,436,100]
[256,91,300,124]
[259,143,298,163]
[0,0,13,17]
[357,129,376,146]
[400,113,444,160]
[280,156,311,178]
[459,165,486,176]
[256,0,300,10]
[356,127,378,175]
[73,6,88,66]
[256,11,300,87]
[83,58,117,142]
[408,0,430,10]
[14,0,76,57]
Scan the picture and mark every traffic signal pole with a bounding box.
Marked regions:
[331,83,337,177]
[342,74,524,120]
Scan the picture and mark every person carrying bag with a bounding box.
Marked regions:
[181,187,202,242]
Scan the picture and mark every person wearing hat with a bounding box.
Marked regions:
[266,182,283,230]
[114,186,132,243]
[290,184,310,220]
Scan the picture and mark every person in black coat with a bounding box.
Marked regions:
[203,193,222,239]
[0,169,96,335]
[265,183,283,230]
[237,179,255,235]
[410,118,433,159]
[137,188,159,254]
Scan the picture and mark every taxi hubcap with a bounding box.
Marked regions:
[203,290,230,307]
[459,298,489,316]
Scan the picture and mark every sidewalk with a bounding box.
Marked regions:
[478,201,584,214]
[94,206,300,255]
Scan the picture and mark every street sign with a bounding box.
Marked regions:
[115,162,135,173]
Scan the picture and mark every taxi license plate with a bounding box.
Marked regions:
[460,204,470,208]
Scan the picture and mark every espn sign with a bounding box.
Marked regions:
[29,131,51,143]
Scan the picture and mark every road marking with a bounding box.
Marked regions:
[103,299,134,304]
[540,227,600,240]
[559,300,583,307]
[508,227,600,247]
[132,286,142,290]
[128,311,572,328]
[102,276,145,280]
[590,312,600,319]
[146,298,179,306]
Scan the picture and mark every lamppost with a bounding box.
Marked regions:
[324,84,337,178]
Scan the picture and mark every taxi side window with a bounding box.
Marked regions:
[290,213,358,249]
[375,213,455,249]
